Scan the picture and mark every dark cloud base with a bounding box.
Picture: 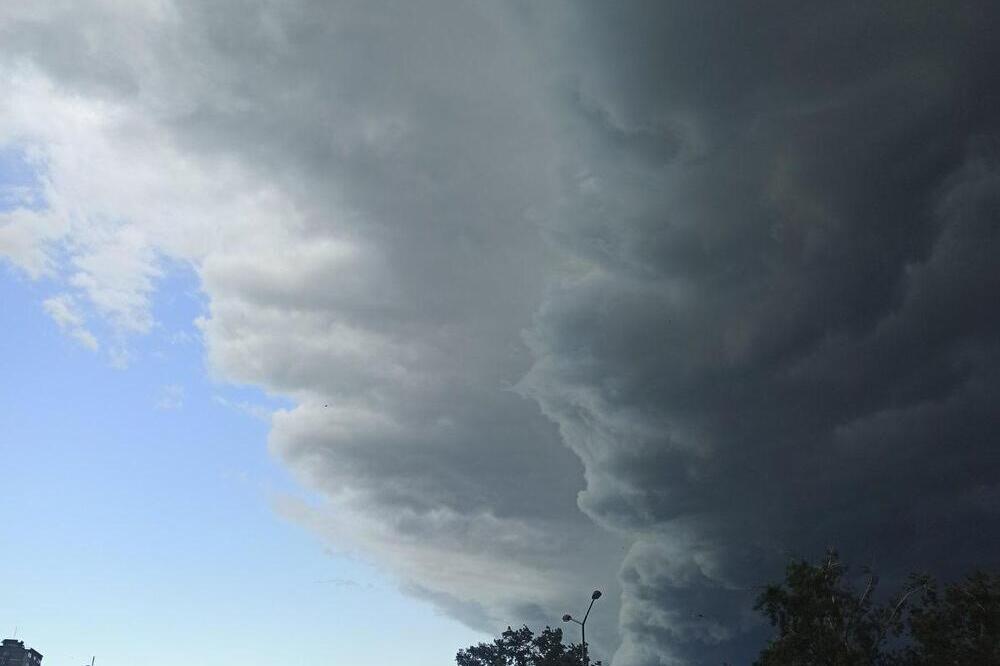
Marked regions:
[520,2,1000,663]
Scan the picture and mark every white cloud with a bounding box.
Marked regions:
[212,394,272,422]
[42,292,98,351]
[155,383,184,410]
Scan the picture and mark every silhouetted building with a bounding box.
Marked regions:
[0,639,42,666]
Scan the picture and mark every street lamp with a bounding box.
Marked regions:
[563,590,602,666]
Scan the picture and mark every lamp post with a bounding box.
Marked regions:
[562,589,602,666]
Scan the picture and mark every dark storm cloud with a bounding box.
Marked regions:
[4,1,1000,664]
[519,1,1000,662]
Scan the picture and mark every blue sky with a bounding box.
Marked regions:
[0,152,486,664]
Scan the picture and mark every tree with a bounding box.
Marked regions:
[753,551,906,665]
[456,625,599,666]
[753,551,1000,665]
[904,571,1000,664]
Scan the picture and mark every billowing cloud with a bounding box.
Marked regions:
[3,1,1000,664]
[0,0,623,652]
[517,2,1000,662]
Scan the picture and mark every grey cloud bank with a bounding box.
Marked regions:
[521,2,1000,662]
[2,2,1000,664]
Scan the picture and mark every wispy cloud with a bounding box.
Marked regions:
[43,293,98,351]
[212,395,271,422]
[155,384,184,411]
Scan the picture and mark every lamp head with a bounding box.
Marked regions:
[591,590,602,600]
[562,614,572,622]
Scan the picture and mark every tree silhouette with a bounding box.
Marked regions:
[456,625,599,666]
[754,551,1000,665]
[903,570,1000,664]
[753,551,910,665]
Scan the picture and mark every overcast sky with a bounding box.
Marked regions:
[2,2,1000,665]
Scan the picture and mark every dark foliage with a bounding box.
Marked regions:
[753,552,910,665]
[903,571,1000,665]
[455,625,599,666]
[754,551,1000,665]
